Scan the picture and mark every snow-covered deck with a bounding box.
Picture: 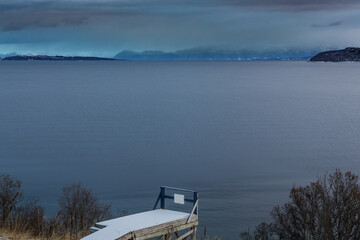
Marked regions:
[81,209,193,240]
[81,187,199,240]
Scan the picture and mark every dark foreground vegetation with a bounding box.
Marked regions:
[0,174,112,240]
[1,170,359,240]
[241,169,360,240]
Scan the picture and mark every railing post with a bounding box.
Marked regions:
[153,193,161,210]
[192,226,197,240]
[193,192,199,215]
[160,186,165,209]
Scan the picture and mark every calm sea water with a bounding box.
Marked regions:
[1,61,360,239]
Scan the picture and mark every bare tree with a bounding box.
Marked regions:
[253,222,276,240]
[0,176,116,239]
[0,174,23,226]
[241,223,276,240]
[272,169,360,240]
[58,183,112,239]
[240,230,253,240]
[242,170,360,240]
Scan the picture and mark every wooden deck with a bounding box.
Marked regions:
[81,187,199,240]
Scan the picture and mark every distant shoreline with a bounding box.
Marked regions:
[0,51,314,61]
[0,55,120,61]
[309,48,360,62]
[0,57,309,62]
[6,48,360,62]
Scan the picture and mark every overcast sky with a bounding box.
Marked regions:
[1,0,360,56]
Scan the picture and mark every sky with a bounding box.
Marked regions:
[1,0,360,57]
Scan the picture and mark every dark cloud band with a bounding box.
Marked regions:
[221,0,360,10]
[0,0,359,32]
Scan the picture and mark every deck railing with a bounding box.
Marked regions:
[153,186,199,216]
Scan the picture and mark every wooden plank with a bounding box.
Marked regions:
[95,223,106,229]
[90,226,101,233]
[135,217,197,236]
[176,229,193,240]
[117,217,198,240]
[161,186,196,193]
[186,200,199,224]
[134,215,198,236]
[131,221,198,240]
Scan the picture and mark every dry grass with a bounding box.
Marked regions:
[0,230,37,240]
[0,230,88,240]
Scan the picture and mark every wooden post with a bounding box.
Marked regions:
[192,227,196,240]
[193,192,199,215]
[160,187,165,209]
[165,233,171,240]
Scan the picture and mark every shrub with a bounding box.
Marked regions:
[11,198,45,235]
[0,174,23,226]
[0,175,113,240]
[58,183,112,239]
[242,169,360,240]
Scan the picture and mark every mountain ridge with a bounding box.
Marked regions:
[114,48,317,61]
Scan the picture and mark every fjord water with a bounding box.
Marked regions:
[1,61,360,239]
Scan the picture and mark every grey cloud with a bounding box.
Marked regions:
[217,0,360,11]
[1,0,360,56]
[312,20,342,28]
[0,12,89,31]
[0,1,139,31]
[0,0,359,32]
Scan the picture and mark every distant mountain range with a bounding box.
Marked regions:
[2,48,357,62]
[1,55,117,61]
[0,52,17,59]
[114,48,318,61]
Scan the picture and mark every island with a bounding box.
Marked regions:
[0,55,118,61]
[309,47,360,62]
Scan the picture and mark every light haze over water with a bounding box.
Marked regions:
[1,61,360,239]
